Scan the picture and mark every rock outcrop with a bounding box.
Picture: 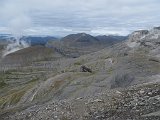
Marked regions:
[126,27,160,59]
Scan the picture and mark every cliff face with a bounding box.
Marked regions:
[126,28,160,63]
[127,28,160,53]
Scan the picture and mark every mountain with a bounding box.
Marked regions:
[47,33,126,57]
[95,35,127,45]
[22,36,57,46]
[0,45,64,67]
[126,27,160,58]
[0,35,58,58]
[0,35,57,46]
[0,28,160,120]
[61,33,100,46]
[0,34,12,41]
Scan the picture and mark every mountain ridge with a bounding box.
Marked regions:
[47,33,127,57]
[0,27,160,120]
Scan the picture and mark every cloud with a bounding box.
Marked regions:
[0,0,32,37]
[90,27,130,36]
[0,0,160,36]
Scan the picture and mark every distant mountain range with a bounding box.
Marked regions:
[95,35,128,43]
[0,28,160,120]
[47,33,127,57]
[0,33,127,47]
[0,33,127,64]
[0,34,57,46]
[60,33,127,46]
[21,36,57,46]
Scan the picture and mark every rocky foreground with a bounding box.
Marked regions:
[2,82,160,120]
[0,27,160,120]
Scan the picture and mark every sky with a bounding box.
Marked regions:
[0,0,160,36]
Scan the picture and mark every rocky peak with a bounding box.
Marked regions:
[134,30,149,35]
[81,33,87,37]
[153,26,160,30]
[126,27,160,49]
[128,30,149,42]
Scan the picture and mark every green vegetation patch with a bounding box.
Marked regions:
[0,80,7,88]
[0,73,7,88]
[107,67,114,74]
[74,61,82,65]
[0,90,25,108]
[28,77,40,83]
[0,82,36,108]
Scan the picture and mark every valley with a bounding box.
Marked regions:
[0,28,160,120]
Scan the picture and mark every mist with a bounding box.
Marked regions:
[1,0,32,56]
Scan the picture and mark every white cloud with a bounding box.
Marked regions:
[0,0,160,36]
[90,27,130,36]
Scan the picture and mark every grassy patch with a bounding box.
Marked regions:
[0,82,36,108]
[28,77,39,83]
[0,90,25,108]
[9,90,26,105]
[107,67,114,74]
[74,61,82,66]
[0,80,7,88]
[53,80,65,90]
[4,69,18,74]
[0,74,7,88]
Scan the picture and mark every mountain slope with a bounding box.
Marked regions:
[0,45,63,66]
[47,33,126,57]
[95,35,127,44]
[0,28,160,120]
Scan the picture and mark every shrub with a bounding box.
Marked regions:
[74,61,81,65]
[0,80,7,88]
[110,72,134,89]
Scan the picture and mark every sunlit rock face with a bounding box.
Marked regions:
[126,30,149,48]
[126,27,160,57]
